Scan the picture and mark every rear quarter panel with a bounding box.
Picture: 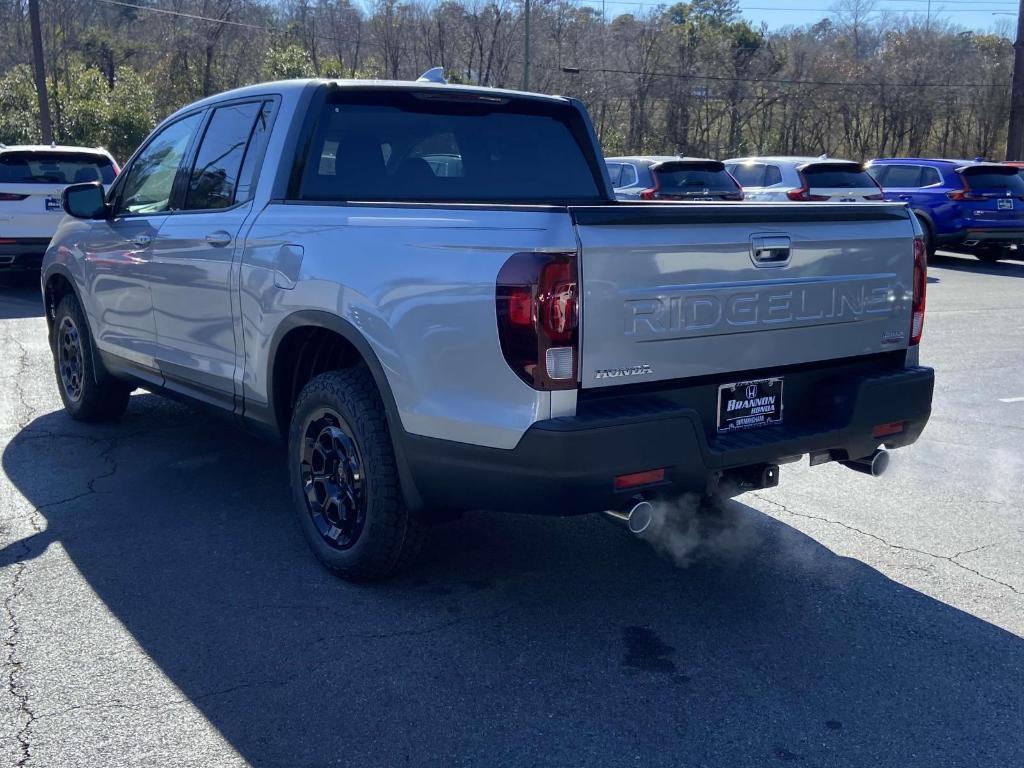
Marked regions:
[239,203,579,449]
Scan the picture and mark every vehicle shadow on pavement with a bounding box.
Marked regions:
[932,251,1024,278]
[0,275,44,319]
[3,397,1022,767]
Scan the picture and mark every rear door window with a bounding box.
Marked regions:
[606,163,623,187]
[0,152,116,185]
[801,164,875,188]
[653,162,739,194]
[727,163,766,187]
[297,90,603,204]
[184,101,263,210]
[875,164,922,188]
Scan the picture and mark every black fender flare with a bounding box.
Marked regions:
[262,309,424,510]
[40,264,113,387]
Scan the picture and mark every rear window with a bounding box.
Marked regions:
[654,162,739,194]
[727,163,781,188]
[0,152,116,184]
[960,168,1024,194]
[801,164,875,188]
[297,90,603,204]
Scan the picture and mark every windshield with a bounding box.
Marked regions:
[298,90,604,204]
[0,152,116,184]
[801,164,875,188]
[654,162,739,195]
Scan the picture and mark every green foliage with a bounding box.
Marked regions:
[262,44,318,80]
[0,58,155,163]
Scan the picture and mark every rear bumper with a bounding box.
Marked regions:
[401,363,934,516]
[940,228,1024,246]
[0,239,49,270]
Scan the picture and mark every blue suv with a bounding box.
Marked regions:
[866,158,1024,262]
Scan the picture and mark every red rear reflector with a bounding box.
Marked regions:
[0,193,28,201]
[508,289,532,326]
[872,421,905,438]
[0,238,14,244]
[614,468,666,490]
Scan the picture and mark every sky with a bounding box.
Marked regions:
[576,0,1019,35]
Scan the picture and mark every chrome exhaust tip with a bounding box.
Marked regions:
[627,500,654,534]
[604,500,655,535]
[841,448,890,477]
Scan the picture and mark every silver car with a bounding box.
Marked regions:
[605,156,743,201]
[724,156,884,202]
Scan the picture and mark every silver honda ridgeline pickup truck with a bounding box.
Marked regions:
[42,79,933,579]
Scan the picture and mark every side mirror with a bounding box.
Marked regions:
[62,182,109,220]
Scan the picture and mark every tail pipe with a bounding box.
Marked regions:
[605,500,655,535]
[841,448,890,477]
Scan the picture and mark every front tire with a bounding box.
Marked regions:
[52,294,131,422]
[287,367,424,580]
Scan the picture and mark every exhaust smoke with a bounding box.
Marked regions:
[635,493,760,568]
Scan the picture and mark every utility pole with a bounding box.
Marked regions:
[28,0,52,144]
[1007,0,1024,160]
[522,0,531,91]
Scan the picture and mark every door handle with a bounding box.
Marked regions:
[750,234,791,267]
[131,234,152,248]
[899,195,912,201]
[205,231,232,248]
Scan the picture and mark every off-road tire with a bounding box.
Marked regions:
[52,294,131,422]
[288,366,425,580]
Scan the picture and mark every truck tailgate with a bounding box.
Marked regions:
[571,203,917,389]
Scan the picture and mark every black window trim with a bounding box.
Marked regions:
[174,95,282,215]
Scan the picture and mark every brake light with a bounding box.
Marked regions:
[872,421,905,438]
[864,177,885,200]
[910,237,927,345]
[786,176,828,201]
[0,193,28,201]
[638,189,656,200]
[948,174,983,201]
[496,252,578,390]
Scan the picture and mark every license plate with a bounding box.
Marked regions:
[45,197,61,211]
[998,198,1014,210]
[717,378,783,433]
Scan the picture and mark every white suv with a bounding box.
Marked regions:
[0,145,117,270]
[724,156,883,202]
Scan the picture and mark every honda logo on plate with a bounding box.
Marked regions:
[746,384,758,399]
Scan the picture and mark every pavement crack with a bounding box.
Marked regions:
[4,548,37,766]
[752,493,1023,596]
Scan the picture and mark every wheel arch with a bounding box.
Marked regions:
[263,310,423,510]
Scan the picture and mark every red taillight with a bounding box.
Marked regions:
[786,181,829,202]
[614,468,666,491]
[721,189,744,201]
[864,176,885,200]
[496,252,578,390]
[910,236,927,345]
[948,174,983,201]
[638,188,656,200]
[0,193,28,201]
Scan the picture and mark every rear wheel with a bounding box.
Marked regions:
[52,294,131,422]
[287,367,424,580]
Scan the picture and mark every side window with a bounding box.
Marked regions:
[184,101,262,210]
[920,166,941,187]
[620,164,638,187]
[763,165,783,186]
[881,164,923,187]
[115,112,203,215]
[606,163,623,187]
[728,163,766,187]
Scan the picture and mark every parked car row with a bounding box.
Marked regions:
[607,153,1024,262]
[0,144,118,270]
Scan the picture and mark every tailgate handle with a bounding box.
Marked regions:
[750,235,791,267]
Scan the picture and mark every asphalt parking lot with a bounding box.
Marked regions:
[0,252,1022,768]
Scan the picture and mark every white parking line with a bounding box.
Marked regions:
[998,396,1024,403]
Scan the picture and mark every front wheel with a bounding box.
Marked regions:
[52,294,131,422]
[287,367,424,580]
